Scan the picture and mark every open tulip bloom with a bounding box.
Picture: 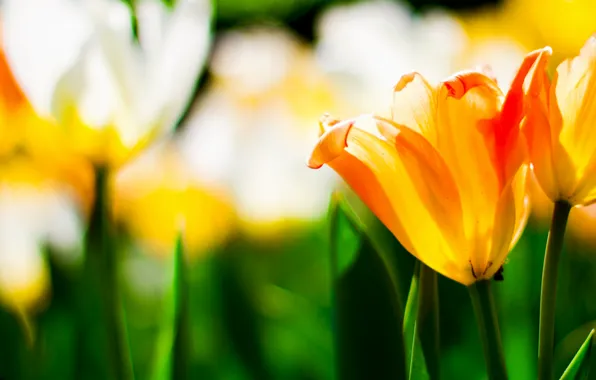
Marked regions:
[308,47,563,378]
[308,55,548,285]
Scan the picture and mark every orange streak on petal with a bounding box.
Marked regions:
[503,47,552,128]
[327,150,416,255]
[343,116,468,282]
[375,116,464,255]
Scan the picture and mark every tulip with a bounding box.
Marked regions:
[308,58,547,285]
[523,37,596,207]
[2,0,211,168]
[522,37,596,380]
[309,50,547,378]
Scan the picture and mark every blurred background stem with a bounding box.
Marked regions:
[84,167,134,380]
[538,200,572,380]
[469,280,507,380]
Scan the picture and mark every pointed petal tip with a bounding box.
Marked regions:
[393,72,420,92]
[306,157,324,169]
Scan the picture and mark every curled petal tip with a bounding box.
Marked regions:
[442,70,499,99]
[308,118,354,169]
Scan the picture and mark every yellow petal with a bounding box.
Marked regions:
[307,116,354,169]
[437,72,505,274]
[392,72,437,144]
[310,114,472,284]
[487,165,530,279]
[509,166,531,250]
[521,47,560,201]
[552,36,596,204]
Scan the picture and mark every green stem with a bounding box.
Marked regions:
[469,280,507,380]
[538,200,572,380]
[86,167,134,380]
[418,263,440,379]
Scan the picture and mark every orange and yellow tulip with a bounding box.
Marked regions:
[523,37,596,207]
[308,51,546,285]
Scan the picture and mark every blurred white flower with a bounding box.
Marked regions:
[0,183,83,311]
[179,27,340,234]
[113,140,234,257]
[2,0,212,166]
[315,0,467,114]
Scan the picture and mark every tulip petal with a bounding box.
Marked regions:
[139,0,212,132]
[503,47,552,130]
[307,116,354,169]
[521,47,564,202]
[375,115,464,252]
[486,165,530,279]
[552,36,596,204]
[509,166,531,250]
[392,72,437,144]
[437,72,505,274]
[310,114,471,284]
[3,0,91,116]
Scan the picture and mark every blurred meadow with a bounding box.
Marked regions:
[0,0,596,379]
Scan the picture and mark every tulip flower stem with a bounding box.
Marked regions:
[538,200,572,380]
[469,280,507,380]
[86,167,134,380]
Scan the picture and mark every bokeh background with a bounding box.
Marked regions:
[1,0,596,379]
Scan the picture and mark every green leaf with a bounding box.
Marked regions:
[560,329,595,380]
[329,194,406,380]
[217,242,271,380]
[403,261,430,380]
[150,232,189,380]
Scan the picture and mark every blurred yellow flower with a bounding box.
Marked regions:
[507,0,596,56]
[180,27,341,236]
[308,50,546,285]
[456,6,532,89]
[114,143,234,258]
[522,38,596,206]
[0,38,89,312]
[3,0,212,168]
